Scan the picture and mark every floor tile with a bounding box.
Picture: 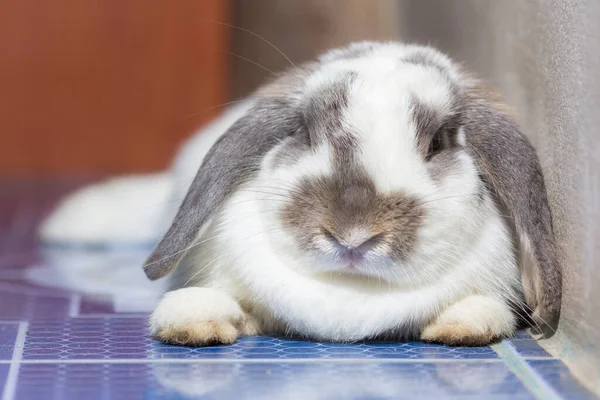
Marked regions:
[21,317,500,361]
[508,331,554,358]
[0,364,10,395]
[526,360,597,400]
[0,322,19,360]
[14,361,536,400]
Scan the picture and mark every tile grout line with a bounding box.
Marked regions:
[0,356,554,365]
[492,341,562,400]
[1,321,28,400]
[2,358,505,365]
[74,313,148,319]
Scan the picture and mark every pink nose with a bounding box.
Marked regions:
[322,227,380,264]
[339,248,365,264]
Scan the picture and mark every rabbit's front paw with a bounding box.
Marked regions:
[150,287,257,346]
[421,295,516,346]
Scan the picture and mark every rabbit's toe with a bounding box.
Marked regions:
[421,295,516,346]
[150,287,257,346]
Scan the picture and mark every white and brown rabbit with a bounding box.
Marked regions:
[42,41,562,346]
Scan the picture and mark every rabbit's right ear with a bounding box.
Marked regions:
[462,85,562,338]
[142,98,301,280]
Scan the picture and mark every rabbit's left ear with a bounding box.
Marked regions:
[142,98,301,281]
[463,90,562,338]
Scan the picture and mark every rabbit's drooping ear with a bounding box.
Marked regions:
[463,93,562,338]
[143,98,300,280]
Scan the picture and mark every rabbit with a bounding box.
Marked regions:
[143,41,562,347]
[42,41,562,347]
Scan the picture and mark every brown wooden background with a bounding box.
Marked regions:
[0,0,230,176]
[0,0,398,177]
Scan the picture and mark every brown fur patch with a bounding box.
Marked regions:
[421,322,500,347]
[154,314,259,347]
[281,167,424,261]
[156,320,239,347]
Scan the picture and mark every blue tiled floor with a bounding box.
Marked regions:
[14,362,537,400]
[0,180,596,399]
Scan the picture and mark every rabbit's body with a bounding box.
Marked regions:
[42,42,562,346]
[156,180,519,344]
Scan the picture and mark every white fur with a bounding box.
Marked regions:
[346,65,452,195]
[39,173,173,243]
[149,287,246,336]
[38,100,254,244]
[197,184,518,341]
[151,43,522,343]
[421,295,517,340]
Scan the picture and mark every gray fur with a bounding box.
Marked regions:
[271,73,358,170]
[269,134,311,169]
[410,97,464,183]
[463,98,562,337]
[426,148,462,183]
[143,98,302,280]
[302,74,356,143]
[402,51,449,76]
[319,42,378,63]
[410,98,443,156]
[410,97,463,156]
[303,73,360,171]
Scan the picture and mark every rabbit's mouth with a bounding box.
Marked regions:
[323,227,383,268]
[338,248,365,266]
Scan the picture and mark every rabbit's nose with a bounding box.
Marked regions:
[339,248,364,265]
[321,227,381,251]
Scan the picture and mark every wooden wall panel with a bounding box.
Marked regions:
[0,0,230,176]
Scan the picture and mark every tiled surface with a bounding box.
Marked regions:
[0,364,10,396]
[0,324,19,361]
[527,360,597,400]
[510,331,555,358]
[0,180,596,400]
[21,318,500,361]
[14,362,536,400]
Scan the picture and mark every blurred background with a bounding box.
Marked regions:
[1,0,399,177]
[1,0,599,395]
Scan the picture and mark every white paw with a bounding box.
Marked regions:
[149,287,257,346]
[421,296,516,346]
